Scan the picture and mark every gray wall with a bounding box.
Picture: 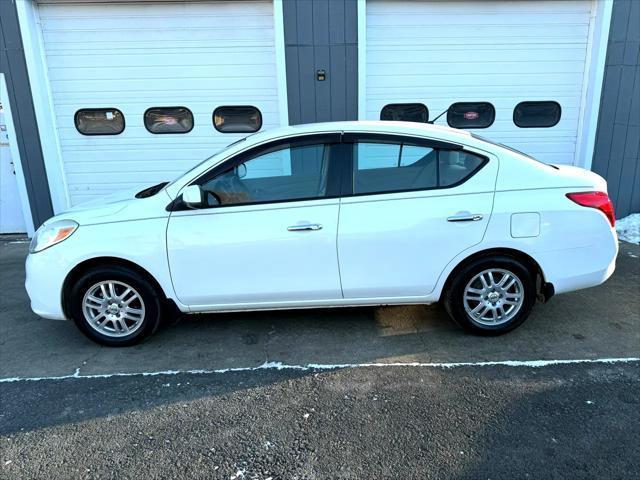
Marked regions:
[283,0,358,125]
[592,0,640,218]
[0,0,53,228]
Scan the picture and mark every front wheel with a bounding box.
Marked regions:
[443,256,536,335]
[69,265,162,346]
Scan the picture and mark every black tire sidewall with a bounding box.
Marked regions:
[445,256,536,335]
[69,266,161,346]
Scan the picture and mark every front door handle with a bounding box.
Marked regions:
[447,214,483,222]
[287,223,323,231]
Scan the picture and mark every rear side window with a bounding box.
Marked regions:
[353,141,485,195]
[144,107,193,134]
[439,150,485,186]
[380,103,429,123]
[213,106,262,133]
[513,101,561,128]
[74,108,124,135]
[447,102,495,129]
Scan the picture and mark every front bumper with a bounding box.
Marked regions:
[25,250,69,320]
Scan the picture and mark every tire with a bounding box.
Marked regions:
[69,265,162,346]
[443,255,536,336]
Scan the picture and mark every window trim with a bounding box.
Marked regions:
[513,101,562,128]
[380,103,429,123]
[74,108,125,136]
[446,102,496,129]
[170,133,343,211]
[213,105,263,133]
[343,133,488,198]
[144,106,194,135]
[342,132,462,151]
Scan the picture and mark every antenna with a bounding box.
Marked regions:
[428,108,448,124]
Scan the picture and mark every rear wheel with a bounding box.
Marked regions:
[444,256,536,335]
[69,265,162,346]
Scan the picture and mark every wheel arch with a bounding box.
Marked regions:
[62,256,177,320]
[441,247,553,302]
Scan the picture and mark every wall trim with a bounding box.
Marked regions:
[357,0,366,120]
[16,0,70,213]
[576,0,614,170]
[1,73,35,236]
[273,0,289,127]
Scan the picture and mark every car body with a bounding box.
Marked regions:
[25,121,618,345]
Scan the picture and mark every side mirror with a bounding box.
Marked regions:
[181,185,203,208]
[235,163,247,179]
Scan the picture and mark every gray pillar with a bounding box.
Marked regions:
[283,0,358,125]
[591,0,640,218]
[0,0,54,228]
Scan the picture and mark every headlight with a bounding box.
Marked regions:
[29,220,79,253]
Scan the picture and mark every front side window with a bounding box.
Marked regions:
[198,142,332,207]
[145,107,193,134]
[353,141,485,195]
[380,103,429,123]
[75,108,124,135]
[513,101,561,128]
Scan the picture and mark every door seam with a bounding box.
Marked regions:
[336,199,345,299]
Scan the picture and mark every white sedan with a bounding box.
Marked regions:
[25,121,618,346]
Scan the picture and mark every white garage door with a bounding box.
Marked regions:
[38,1,280,205]
[366,0,593,165]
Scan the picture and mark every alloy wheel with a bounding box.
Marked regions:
[82,280,146,337]
[463,268,524,326]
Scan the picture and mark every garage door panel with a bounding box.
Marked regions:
[50,76,276,94]
[367,0,591,15]
[366,61,586,75]
[367,12,590,27]
[367,25,590,41]
[42,13,272,30]
[366,0,592,165]
[47,51,275,68]
[43,27,274,45]
[368,73,586,89]
[47,64,276,82]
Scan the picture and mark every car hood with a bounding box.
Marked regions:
[46,186,172,227]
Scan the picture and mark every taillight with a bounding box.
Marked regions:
[566,191,615,227]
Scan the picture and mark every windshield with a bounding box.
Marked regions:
[470,133,555,167]
[165,136,248,188]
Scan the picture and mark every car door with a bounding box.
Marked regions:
[166,134,344,309]
[337,133,498,299]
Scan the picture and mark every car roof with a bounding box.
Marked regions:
[243,120,474,147]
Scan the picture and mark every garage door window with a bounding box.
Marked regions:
[213,106,262,133]
[380,104,429,123]
[353,141,486,195]
[447,102,495,129]
[513,101,561,128]
[144,107,193,134]
[74,108,124,135]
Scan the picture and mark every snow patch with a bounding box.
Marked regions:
[1,357,638,383]
[616,213,640,244]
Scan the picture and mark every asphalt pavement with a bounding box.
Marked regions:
[1,238,638,479]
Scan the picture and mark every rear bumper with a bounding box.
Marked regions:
[536,229,618,295]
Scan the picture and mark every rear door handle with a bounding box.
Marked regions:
[287,223,323,231]
[447,214,483,222]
